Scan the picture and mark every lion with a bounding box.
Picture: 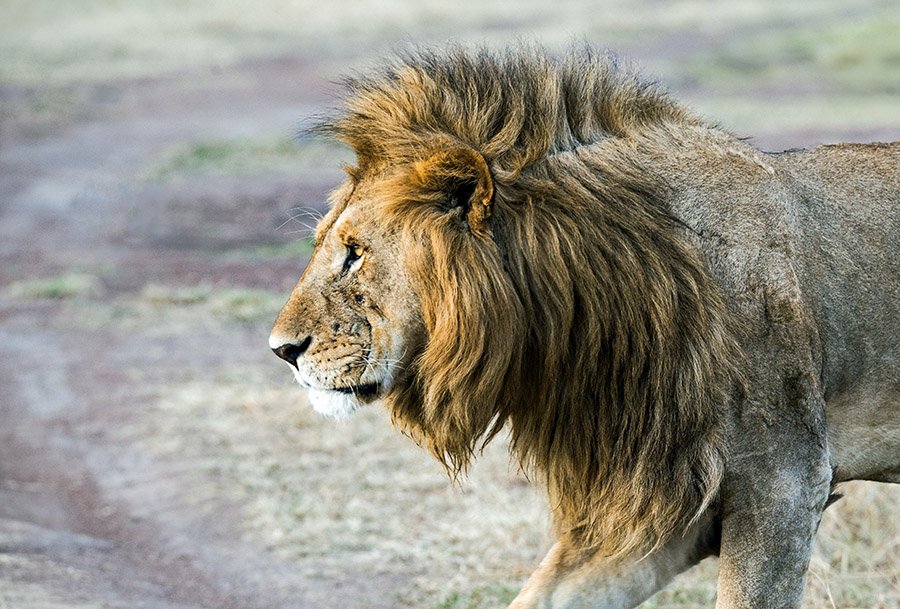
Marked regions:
[269,46,899,608]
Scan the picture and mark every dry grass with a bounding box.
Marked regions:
[116,351,899,608]
[646,482,900,609]
[130,366,549,608]
[804,483,899,608]
[50,276,892,607]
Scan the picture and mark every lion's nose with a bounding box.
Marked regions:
[271,336,312,367]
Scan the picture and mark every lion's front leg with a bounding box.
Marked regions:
[715,432,832,608]
[509,514,717,609]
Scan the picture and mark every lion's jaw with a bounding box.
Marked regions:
[306,389,359,419]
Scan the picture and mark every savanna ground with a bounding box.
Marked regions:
[1,1,898,607]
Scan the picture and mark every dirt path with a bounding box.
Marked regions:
[0,54,416,609]
[0,322,248,609]
[0,315,410,609]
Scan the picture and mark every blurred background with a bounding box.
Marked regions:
[0,1,897,608]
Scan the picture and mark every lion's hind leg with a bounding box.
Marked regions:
[508,514,717,609]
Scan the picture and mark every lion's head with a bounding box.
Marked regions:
[270,46,741,559]
[269,170,425,419]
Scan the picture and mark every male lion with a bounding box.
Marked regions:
[269,46,899,608]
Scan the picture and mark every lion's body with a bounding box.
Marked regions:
[270,47,899,608]
[647,131,900,485]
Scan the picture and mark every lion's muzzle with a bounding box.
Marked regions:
[270,334,312,368]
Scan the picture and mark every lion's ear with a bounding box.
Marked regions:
[414,148,494,232]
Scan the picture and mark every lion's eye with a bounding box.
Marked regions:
[342,243,364,272]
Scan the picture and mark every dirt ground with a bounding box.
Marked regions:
[0,56,394,608]
[1,2,898,608]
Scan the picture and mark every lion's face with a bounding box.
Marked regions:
[269,173,424,418]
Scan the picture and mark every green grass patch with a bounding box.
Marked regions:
[437,585,520,609]
[144,137,296,179]
[4,272,104,300]
[0,0,296,84]
[143,136,349,180]
[64,283,283,333]
[140,283,213,305]
[687,15,900,93]
[684,93,900,136]
[208,288,284,323]
[137,283,283,324]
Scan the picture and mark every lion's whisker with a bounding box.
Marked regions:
[275,207,324,233]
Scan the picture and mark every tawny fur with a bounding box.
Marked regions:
[322,47,744,558]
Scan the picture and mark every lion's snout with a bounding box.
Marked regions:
[269,334,312,368]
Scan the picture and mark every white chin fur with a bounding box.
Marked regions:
[306,388,359,419]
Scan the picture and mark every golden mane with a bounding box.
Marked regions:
[323,46,743,559]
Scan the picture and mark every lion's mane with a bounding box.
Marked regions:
[323,46,743,558]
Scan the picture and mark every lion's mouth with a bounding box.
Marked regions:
[332,382,380,399]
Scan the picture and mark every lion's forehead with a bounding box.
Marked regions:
[322,201,372,247]
[333,203,356,233]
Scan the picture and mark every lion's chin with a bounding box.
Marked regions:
[306,388,361,419]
